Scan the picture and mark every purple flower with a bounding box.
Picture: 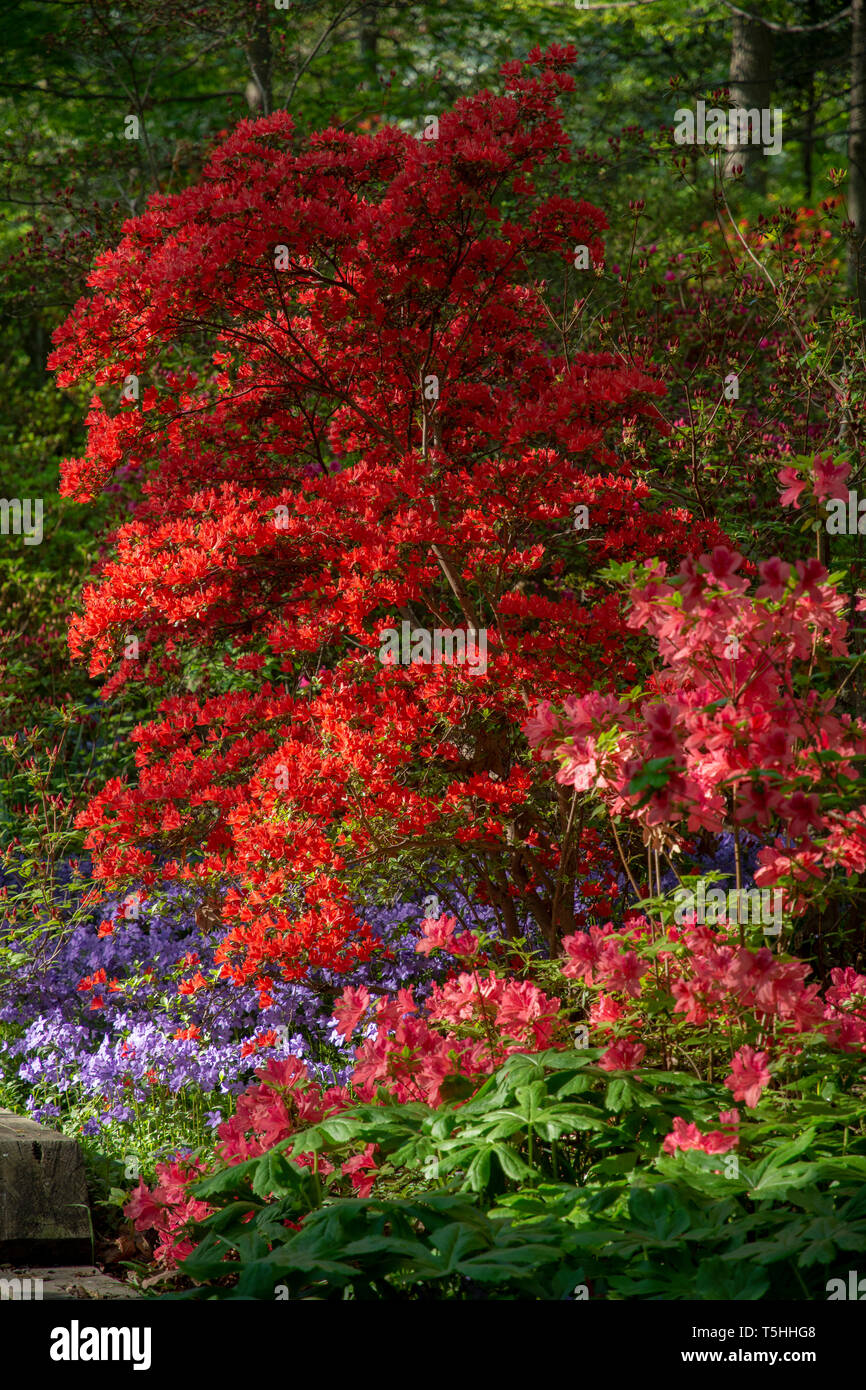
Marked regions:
[30,1103,61,1122]
[1,858,563,1151]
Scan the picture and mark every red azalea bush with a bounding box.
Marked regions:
[48,45,733,992]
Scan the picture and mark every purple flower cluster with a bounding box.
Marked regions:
[0,866,515,1148]
[1,834,761,1151]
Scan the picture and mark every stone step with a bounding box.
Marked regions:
[0,1265,142,1301]
[0,1109,91,1263]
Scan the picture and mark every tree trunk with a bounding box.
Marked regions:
[802,0,818,200]
[723,13,774,190]
[849,0,866,316]
[245,2,273,116]
[359,3,378,87]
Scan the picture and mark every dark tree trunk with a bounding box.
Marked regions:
[849,0,866,316]
[803,0,818,200]
[723,13,774,190]
[359,3,378,86]
[245,2,273,116]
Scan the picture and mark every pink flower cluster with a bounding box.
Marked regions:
[663,1109,739,1156]
[666,922,866,1054]
[342,967,565,1105]
[526,549,866,913]
[561,920,650,1070]
[124,1159,213,1268]
[777,455,850,510]
[124,1056,359,1267]
[125,923,566,1266]
[666,923,825,1033]
[215,1055,347,1164]
[414,912,480,958]
[562,921,650,997]
[562,915,866,1126]
[724,1046,772,1109]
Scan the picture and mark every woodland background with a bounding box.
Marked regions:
[2,1,866,1302]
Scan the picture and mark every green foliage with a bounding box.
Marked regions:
[169,1187,587,1301]
[162,1045,866,1300]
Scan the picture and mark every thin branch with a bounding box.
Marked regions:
[719,1,851,34]
[0,82,239,103]
[285,2,362,106]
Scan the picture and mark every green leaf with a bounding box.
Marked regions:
[604,1077,634,1111]
[628,1183,692,1241]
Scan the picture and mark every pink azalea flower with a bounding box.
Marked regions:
[724,1044,771,1108]
[677,552,706,605]
[662,1116,703,1154]
[825,967,866,1011]
[777,466,807,509]
[596,948,649,998]
[644,700,680,757]
[735,777,783,828]
[755,556,791,600]
[522,699,561,749]
[453,930,481,956]
[124,1178,163,1229]
[782,789,823,838]
[589,992,625,1026]
[598,1038,645,1071]
[703,545,744,583]
[793,557,827,598]
[415,913,458,956]
[812,455,850,503]
[663,1109,739,1157]
[341,1143,379,1198]
[699,1128,739,1155]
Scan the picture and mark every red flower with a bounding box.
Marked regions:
[178,972,208,996]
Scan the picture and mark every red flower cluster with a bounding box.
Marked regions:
[52,47,727,987]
